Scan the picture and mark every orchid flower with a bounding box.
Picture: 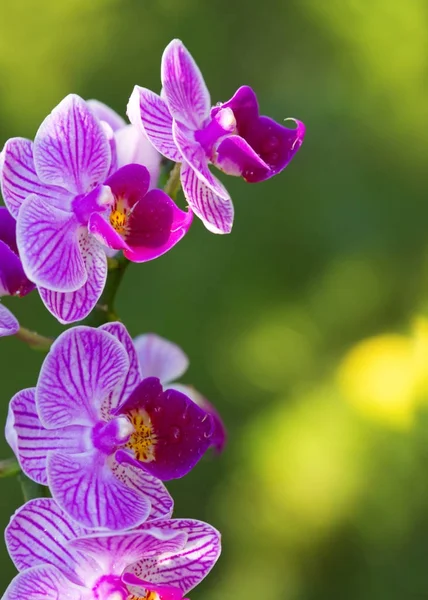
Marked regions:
[128,39,305,234]
[6,323,216,530]
[1,95,192,323]
[3,498,220,600]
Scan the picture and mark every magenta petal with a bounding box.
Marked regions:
[17,194,86,292]
[169,384,226,454]
[115,378,215,481]
[6,498,91,582]
[0,138,73,219]
[123,188,192,263]
[34,94,111,195]
[172,121,229,200]
[122,577,186,600]
[115,125,161,188]
[88,212,128,251]
[0,240,34,297]
[99,322,142,409]
[0,208,34,297]
[242,116,306,181]
[87,99,126,132]
[37,326,129,428]
[133,519,221,594]
[133,333,189,384]
[217,86,305,180]
[215,85,259,128]
[10,388,88,484]
[127,86,182,162]
[2,565,83,600]
[0,206,18,252]
[105,163,150,206]
[0,302,19,337]
[69,529,186,576]
[215,134,270,179]
[180,162,233,234]
[161,39,210,130]
[48,450,151,530]
[38,236,107,324]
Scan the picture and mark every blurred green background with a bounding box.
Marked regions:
[2,0,428,597]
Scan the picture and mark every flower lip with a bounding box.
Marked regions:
[89,164,193,263]
[211,85,305,182]
[114,377,216,481]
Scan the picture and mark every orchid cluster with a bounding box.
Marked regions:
[0,39,304,600]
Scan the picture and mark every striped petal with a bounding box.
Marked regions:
[0,138,72,218]
[110,461,173,521]
[180,162,233,234]
[16,194,86,292]
[172,121,229,200]
[38,235,107,324]
[133,333,189,385]
[69,529,186,576]
[99,322,142,410]
[161,39,210,130]
[9,388,89,484]
[0,302,19,337]
[127,87,181,162]
[34,94,111,195]
[2,565,84,600]
[5,498,91,583]
[47,450,151,530]
[37,327,129,428]
[133,519,221,594]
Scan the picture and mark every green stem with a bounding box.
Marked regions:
[15,327,53,351]
[164,162,182,200]
[18,473,49,501]
[0,458,21,478]
[83,254,131,327]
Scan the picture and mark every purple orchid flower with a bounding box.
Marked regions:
[6,322,216,530]
[134,333,226,453]
[128,39,305,234]
[1,94,192,324]
[0,206,35,337]
[3,497,221,600]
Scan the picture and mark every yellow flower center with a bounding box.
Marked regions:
[128,593,159,600]
[125,409,157,462]
[110,197,129,235]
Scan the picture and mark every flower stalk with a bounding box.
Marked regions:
[83,254,131,327]
[164,162,182,200]
[15,327,53,351]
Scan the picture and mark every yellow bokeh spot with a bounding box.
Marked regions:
[233,387,366,549]
[338,316,428,427]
